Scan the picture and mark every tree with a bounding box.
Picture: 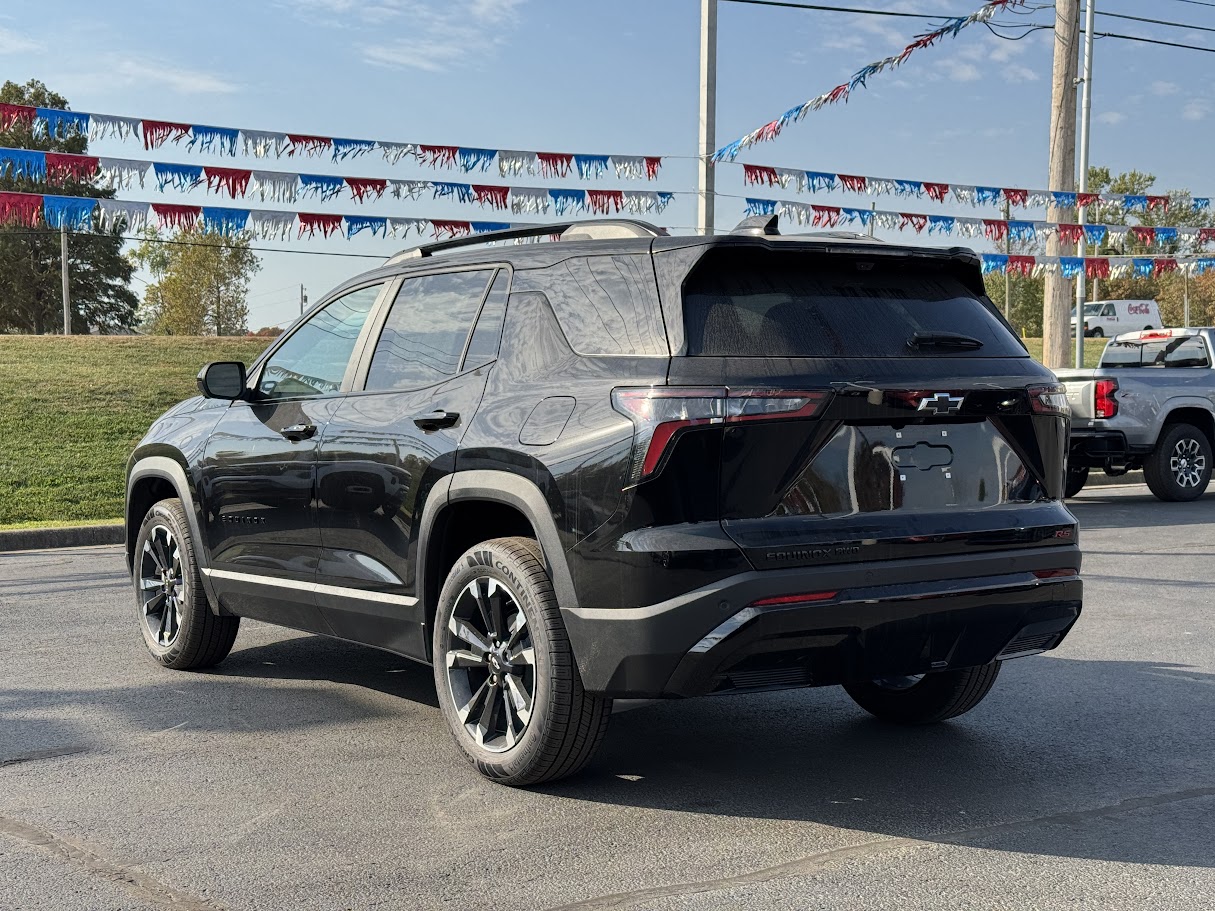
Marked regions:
[0,79,138,334]
[132,227,260,336]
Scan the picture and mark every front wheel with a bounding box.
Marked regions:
[1089,327,1104,338]
[433,537,610,786]
[1144,423,1212,502]
[843,663,1000,724]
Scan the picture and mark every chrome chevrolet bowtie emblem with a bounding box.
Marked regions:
[917,393,965,415]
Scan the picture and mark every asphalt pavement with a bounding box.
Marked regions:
[2,483,1213,910]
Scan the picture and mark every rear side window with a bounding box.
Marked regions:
[463,271,510,370]
[682,249,1026,358]
[365,270,493,391]
[1101,337,1210,368]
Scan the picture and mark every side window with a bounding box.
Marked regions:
[462,271,510,370]
[1162,338,1211,368]
[365,270,493,391]
[1102,304,1116,317]
[258,284,382,399]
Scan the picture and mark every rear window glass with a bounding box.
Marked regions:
[1100,337,1210,368]
[682,249,1025,358]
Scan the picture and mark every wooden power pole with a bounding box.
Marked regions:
[697,0,718,236]
[1041,0,1081,369]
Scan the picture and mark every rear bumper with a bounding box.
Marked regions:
[563,546,1082,698]
[1069,430,1129,466]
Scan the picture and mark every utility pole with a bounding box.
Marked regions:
[1002,199,1012,321]
[868,202,876,238]
[1041,0,1081,369]
[1184,268,1191,328]
[60,225,71,335]
[300,283,308,316]
[697,0,718,236]
[1074,0,1096,368]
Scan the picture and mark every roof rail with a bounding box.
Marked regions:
[384,219,668,265]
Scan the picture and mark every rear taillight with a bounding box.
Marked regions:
[611,386,829,485]
[749,591,839,607]
[1028,384,1070,416]
[1033,568,1077,580]
[1094,378,1119,419]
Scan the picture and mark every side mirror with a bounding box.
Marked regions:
[197,361,247,400]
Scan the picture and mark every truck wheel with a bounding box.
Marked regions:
[1090,327,1104,338]
[433,537,611,786]
[1143,325,1153,331]
[843,663,1000,724]
[134,499,239,669]
[1065,466,1089,498]
[1144,423,1212,502]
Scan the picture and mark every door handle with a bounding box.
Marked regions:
[413,410,460,431]
[280,423,317,441]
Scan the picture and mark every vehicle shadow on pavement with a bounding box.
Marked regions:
[1069,492,1215,530]
[543,655,1215,869]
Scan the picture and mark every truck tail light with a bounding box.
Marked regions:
[1095,378,1119,419]
[1028,384,1070,416]
[611,387,829,485]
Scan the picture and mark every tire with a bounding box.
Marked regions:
[1090,327,1104,338]
[1143,325,1154,331]
[1144,422,1213,502]
[843,662,1001,725]
[1065,466,1090,498]
[133,498,239,670]
[432,537,611,786]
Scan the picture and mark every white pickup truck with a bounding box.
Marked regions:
[1055,328,1215,501]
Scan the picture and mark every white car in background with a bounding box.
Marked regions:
[1075,299,1162,338]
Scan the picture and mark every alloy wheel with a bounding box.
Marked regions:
[1170,438,1207,489]
[139,524,185,647]
[444,576,535,753]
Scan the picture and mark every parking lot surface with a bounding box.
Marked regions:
[2,483,1213,910]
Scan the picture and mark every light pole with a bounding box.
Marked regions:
[698,0,718,236]
[1074,0,1097,367]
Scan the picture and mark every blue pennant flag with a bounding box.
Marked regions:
[744,197,778,217]
[574,155,611,180]
[344,215,387,238]
[1008,221,1036,242]
[189,125,240,156]
[42,195,96,231]
[153,162,203,191]
[1084,224,1107,246]
[655,192,675,209]
[1133,258,1155,278]
[332,138,377,161]
[1156,227,1179,245]
[895,180,923,197]
[1123,195,1148,212]
[36,108,89,138]
[432,182,475,203]
[1195,258,1215,274]
[928,215,956,235]
[1060,257,1084,279]
[841,207,872,227]
[1052,191,1077,209]
[471,221,511,234]
[0,149,46,181]
[550,189,587,215]
[975,187,1001,205]
[981,254,1009,275]
[805,171,837,192]
[457,148,497,173]
[1193,198,1211,212]
[201,207,249,236]
[299,174,345,201]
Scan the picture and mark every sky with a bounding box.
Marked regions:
[2,0,1213,329]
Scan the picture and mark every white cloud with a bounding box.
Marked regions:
[939,59,981,83]
[0,26,43,54]
[113,60,239,95]
[1003,64,1038,84]
[1183,98,1211,121]
[360,0,526,73]
[1151,81,1180,97]
[1097,111,1127,126]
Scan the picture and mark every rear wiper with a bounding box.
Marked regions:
[907,331,984,351]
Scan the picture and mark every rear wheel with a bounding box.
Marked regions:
[844,663,1000,724]
[1144,423,1212,502]
[1089,327,1104,338]
[433,537,610,786]
[134,498,239,669]
[1065,466,1089,498]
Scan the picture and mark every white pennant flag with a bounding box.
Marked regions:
[89,113,141,143]
[97,200,150,233]
[97,158,151,190]
[251,171,299,203]
[379,142,417,165]
[242,130,288,159]
[498,150,533,178]
[248,210,295,241]
[510,187,549,215]
[389,180,431,200]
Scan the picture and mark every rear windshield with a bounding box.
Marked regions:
[1100,337,1210,368]
[682,248,1026,358]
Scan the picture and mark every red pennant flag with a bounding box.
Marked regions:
[431,220,473,239]
[142,120,191,149]
[1085,257,1111,280]
[587,190,624,214]
[536,153,573,178]
[900,213,929,233]
[0,192,43,227]
[1077,193,1101,209]
[1002,188,1029,208]
[756,120,782,143]
[1057,224,1084,245]
[1008,255,1036,276]
[811,205,841,228]
[839,174,867,193]
[286,134,333,157]
[152,203,201,230]
[743,165,779,187]
[1154,258,1178,276]
[203,166,252,199]
[297,212,343,238]
[419,146,459,168]
[472,185,510,210]
[345,177,388,202]
[1199,228,1215,246]
[644,157,662,180]
[45,152,99,185]
[983,220,1007,242]
[1132,226,1157,247]
[923,182,949,203]
[0,103,36,132]
[1146,195,1170,212]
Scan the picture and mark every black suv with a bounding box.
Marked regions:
[125,216,1082,786]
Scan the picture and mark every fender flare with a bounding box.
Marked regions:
[417,469,579,649]
[1152,399,1215,447]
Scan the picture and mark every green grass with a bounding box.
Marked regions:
[0,334,1099,529]
[0,336,269,527]
[1022,338,1104,369]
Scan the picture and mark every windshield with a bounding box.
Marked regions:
[1100,337,1210,368]
[1084,303,1103,317]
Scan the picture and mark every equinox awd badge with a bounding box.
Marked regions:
[917,392,966,415]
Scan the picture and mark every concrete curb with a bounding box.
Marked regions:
[0,525,124,553]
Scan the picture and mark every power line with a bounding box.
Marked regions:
[1099,10,1215,34]
[3,229,388,259]
[1157,0,1215,10]
[719,0,965,19]
[1092,29,1215,53]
